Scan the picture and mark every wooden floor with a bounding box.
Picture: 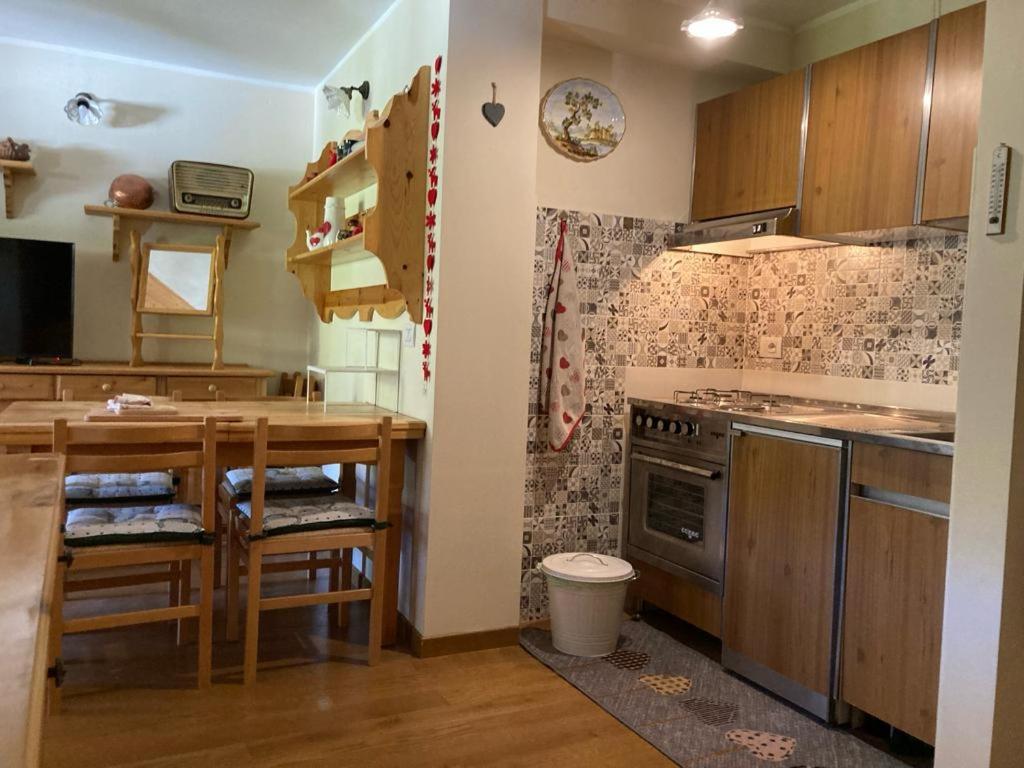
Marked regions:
[43,571,672,767]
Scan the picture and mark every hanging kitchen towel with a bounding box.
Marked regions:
[540,217,585,451]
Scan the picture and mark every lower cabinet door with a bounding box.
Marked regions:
[842,496,948,744]
[723,431,842,698]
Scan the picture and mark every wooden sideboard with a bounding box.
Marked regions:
[0,363,275,404]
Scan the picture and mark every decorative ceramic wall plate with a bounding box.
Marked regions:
[540,78,625,163]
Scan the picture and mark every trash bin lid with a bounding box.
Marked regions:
[540,552,634,583]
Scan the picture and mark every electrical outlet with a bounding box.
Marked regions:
[759,336,782,359]
[402,323,416,348]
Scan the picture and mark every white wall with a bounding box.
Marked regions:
[0,41,313,373]
[936,1,1024,764]
[536,34,751,222]
[310,0,450,631]
[424,0,543,637]
[311,0,449,423]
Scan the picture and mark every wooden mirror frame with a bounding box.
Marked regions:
[137,242,216,316]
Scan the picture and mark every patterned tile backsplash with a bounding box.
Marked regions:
[521,206,967,620]
[744,237,965,384]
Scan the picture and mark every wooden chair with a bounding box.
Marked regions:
[225,417,392,682]
[48,418,218,707]
[212,383,329,587]
[59,390,179,511]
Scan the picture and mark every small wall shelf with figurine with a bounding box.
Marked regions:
[1,159,35,219]
[286,65,430,324]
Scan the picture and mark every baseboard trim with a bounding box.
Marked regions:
[398,614,521,658]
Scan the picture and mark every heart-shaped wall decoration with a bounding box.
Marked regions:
[482,82,505,126]
[482,101,505,127]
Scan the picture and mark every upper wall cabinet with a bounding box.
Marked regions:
[690,69,806,222]
[921,2,987,226]
[800,24,932,236]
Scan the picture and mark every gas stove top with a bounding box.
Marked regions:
[630,389,831,463]
[672,388,801,414]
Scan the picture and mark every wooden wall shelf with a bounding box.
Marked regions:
[1,159,35,219]
[83,204,260,262]
[289,148,376,202]
[287,232,369,267]
[286,65,429,324]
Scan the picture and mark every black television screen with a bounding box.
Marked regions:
[0,237,75,361]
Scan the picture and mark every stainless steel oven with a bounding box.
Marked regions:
[625,402,730,594]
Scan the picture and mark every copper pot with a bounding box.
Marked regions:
[108,174,154,210]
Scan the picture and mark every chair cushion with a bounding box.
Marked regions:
[65,471,175,502]
[236,496,375,536]
[65,504,204,547]
[224,466,338,499]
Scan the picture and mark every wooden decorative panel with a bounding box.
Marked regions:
[842,496,948,744]
[723,432,841,696]
[921,2,987,224]
[801,25,931,235]
[691,69,805,222]
[852,443,953,504]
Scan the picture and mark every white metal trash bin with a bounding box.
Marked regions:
[539,552,636,657]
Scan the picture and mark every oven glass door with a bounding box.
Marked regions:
[628,449,725,586]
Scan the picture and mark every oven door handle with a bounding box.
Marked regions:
[632,453,721,480]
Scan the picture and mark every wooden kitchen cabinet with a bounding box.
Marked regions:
[691,69,806,222]
[843,442,952,744]
[800,24,931,235]
[723,430,842,699]
[921,2,987,225]
[842,496,948,744]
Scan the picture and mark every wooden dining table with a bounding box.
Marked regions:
[0,453,64,767]
[0,400,427,646]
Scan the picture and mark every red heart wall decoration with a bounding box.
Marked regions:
[423,55,443,385]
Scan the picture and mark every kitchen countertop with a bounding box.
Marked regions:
[628,396,955,456]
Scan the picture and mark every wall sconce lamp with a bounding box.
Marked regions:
[65,92,103,126]
[322,80,371,117]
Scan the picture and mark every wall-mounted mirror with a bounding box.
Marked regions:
[137,243,215,315]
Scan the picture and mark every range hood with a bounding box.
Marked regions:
[668,207,966,258]
[668,207,839,258]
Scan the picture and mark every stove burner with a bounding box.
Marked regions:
[672,388,794,413]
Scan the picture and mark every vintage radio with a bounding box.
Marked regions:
[168,161,254,219]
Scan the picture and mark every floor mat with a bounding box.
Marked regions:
[520,621,910,768]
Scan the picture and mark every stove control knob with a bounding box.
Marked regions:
[655,418,668,431]
[683,421,698,437]
[645,416,656,429]
[668,421,681,434]
[634,413,644,428]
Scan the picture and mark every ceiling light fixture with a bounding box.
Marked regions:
[322,80,371,117]
[682,1,744,40]
[64,92,103,126]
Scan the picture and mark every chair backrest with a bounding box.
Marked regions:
[52,418,218,530]
[246,417,393,537]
